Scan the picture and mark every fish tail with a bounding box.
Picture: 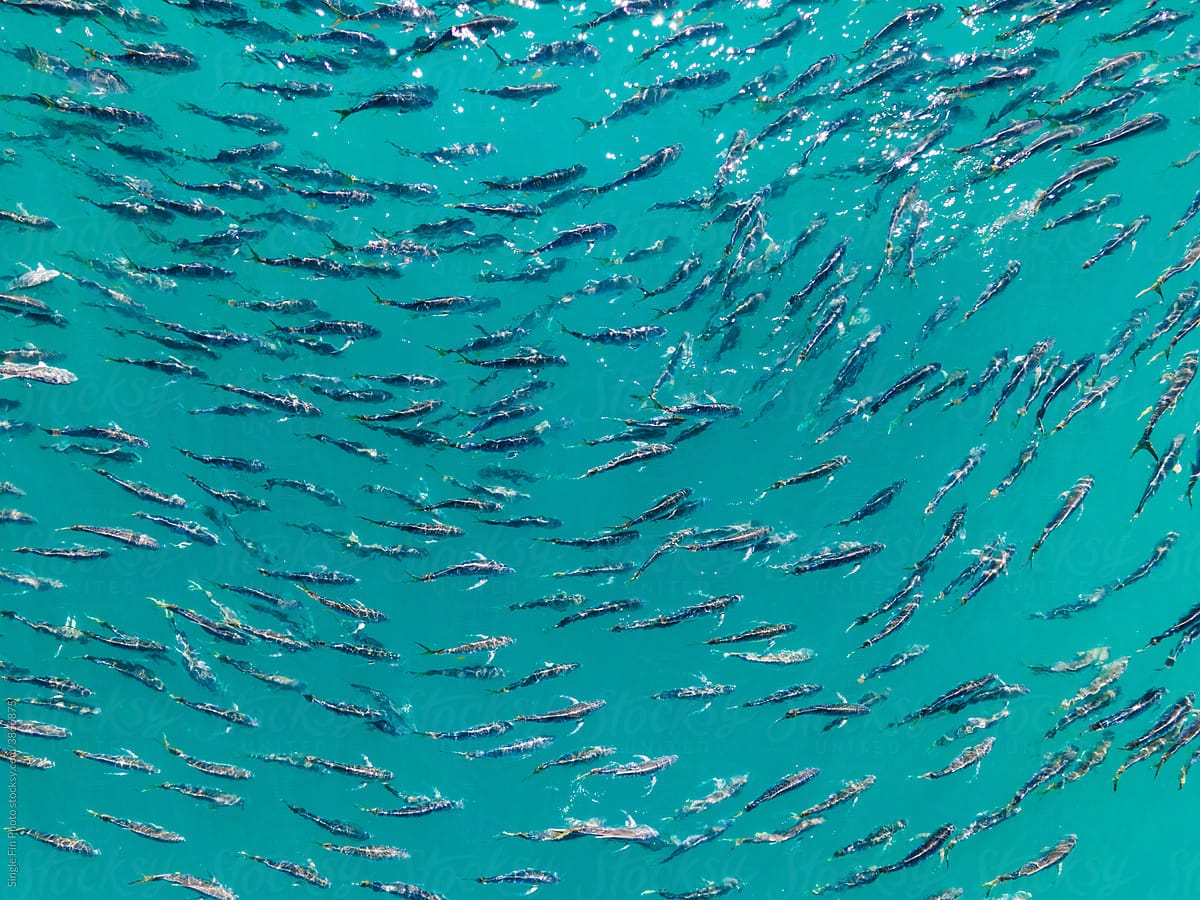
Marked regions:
[1130,438,1158,461]
[318,0,346,23]
[1135,281,1164,299]
[324,232,353,253]
[486,45,507,69]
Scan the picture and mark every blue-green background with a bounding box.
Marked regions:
[1,0,1199,897]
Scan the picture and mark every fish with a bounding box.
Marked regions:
[1132,286,1197,363]
[925,446,985,516]
[1043,193,1122,230]
[983,835,1076,894]
[0,361,76,383]
[1132,351,1198,460]
[1081,215,1151,270]
[918,737,996,779]
[660,817,735,862]
[581,145,682,197]
[286,803,370,840]
[156,781,244,807]
[81,654,164,692]
[89,810,184,843]
[131,873,237,900]
[737,768,818,817]
[240,852,328,888]
[832,480,905,527]
[734,814,825,848]
[1029,476,1094,562]
[1089,688,1166,733]
[1097,8,1192,43]
[1074,113,1167,154]
[781,542,885,576]
[458,736,556,760]
[1034,156,1119,212]
[1133,435,1185,520]
[858,826,945,877]
[857,644,927,684]
[7,827,98,856]
[990,339,1055,424]
[654,681,737,701]
[759,457,850,499]
[171,696,258,728]
[1169,191,1200,238]
[857,3,944,56]
[1052,374,1120,435]
[782,702,870,721]
[1137,234,1200,299]
[959,260,1021,326]
[525,223,616,255]
[163,737,251,780]
[322,843,410,860]
[478,869,560,886]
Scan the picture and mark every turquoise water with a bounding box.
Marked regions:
[1,0,1200,897]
